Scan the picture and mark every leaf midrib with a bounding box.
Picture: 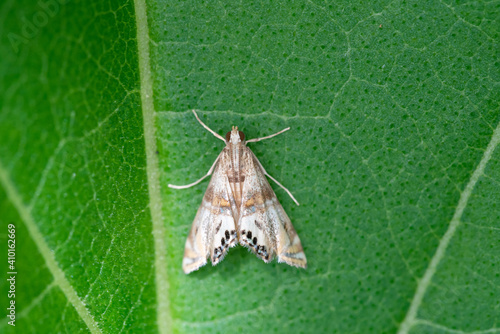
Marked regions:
[133,1,172,333]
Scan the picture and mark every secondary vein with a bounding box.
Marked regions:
[133,1,172,333]
[0,164,102,334]
[397,119,500,334]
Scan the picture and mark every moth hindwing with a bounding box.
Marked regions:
[168,111,307,274]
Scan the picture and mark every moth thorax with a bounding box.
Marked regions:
[225,126,245,144]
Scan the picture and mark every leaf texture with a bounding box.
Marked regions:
[0,0,499,333]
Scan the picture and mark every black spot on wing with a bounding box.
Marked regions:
[239,230,271,262]
[254,220,262,230]
[212,229,238,264]
[215,220,222,234]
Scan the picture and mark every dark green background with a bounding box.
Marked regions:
[1,0,499,333]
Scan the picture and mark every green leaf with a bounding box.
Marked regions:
[1,0,499,333]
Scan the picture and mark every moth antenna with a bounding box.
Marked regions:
[192,110,225,142]
[246,127,290,143]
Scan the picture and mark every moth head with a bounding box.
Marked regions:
[225,126,245,144]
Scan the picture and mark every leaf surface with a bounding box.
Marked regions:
[0,0,499,333]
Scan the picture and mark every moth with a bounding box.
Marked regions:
[169,110,307,274]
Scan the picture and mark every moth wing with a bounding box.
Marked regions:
[238,149,307,268]
[182,151,238,274]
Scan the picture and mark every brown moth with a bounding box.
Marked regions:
[169,110,307,274]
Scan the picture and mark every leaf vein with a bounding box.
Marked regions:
[397,119,500,334]
[0,165,102,333]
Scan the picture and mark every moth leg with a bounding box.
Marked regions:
[254,158,300,206]
[168,153,221,189]
[246,127,290,143]
[192,110,225,142]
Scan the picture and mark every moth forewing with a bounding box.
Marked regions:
[182,203,209,274]
[170,110,306,274]
[209,212,237,265]
[237,149,307,268]
[275,218,307,268]
[181,156,237,274]
[206,154,238,266]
